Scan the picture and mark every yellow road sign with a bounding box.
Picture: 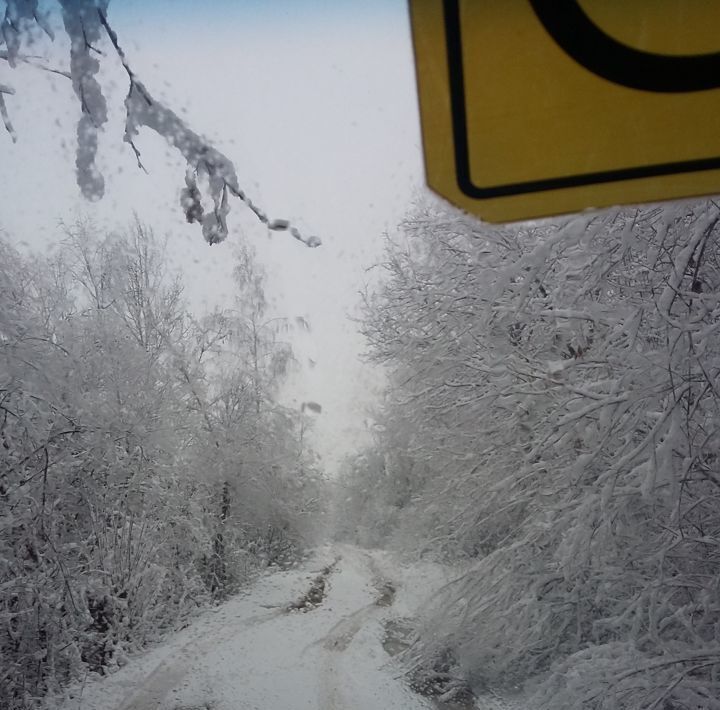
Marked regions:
[409,0,720,223]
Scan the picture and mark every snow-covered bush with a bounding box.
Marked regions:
[362,200,720,709]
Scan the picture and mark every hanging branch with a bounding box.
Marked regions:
[0,0,321,248]
[0,83,16,140]
[58,0,109,200]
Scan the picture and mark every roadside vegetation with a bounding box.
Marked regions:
[0,221,325,708]
[340,199,720,710]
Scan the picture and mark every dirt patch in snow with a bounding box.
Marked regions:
[286,558,339,612]
[374,580,396,607]
[408,648,476,710]
[381,617,414,657]
[381,617,475,710]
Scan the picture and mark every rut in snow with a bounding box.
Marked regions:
[286,557,340,612]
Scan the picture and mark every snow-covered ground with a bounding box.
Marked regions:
[47,546,429,710]
[48,546,522,710]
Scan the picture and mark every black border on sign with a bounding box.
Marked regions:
[443,0,720,199]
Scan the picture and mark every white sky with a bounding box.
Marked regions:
[0,1,425,471]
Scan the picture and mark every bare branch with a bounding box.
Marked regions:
[0,91,16,141]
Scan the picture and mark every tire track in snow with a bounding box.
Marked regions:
[315,549,401,710]
[316,607,385,710]
[116,606,284,710]
[84,548,427,710]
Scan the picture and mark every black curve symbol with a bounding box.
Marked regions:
[529,0,720,93]
[439,0,720,199]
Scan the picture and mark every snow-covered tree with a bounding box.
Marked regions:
[361,199,720,709]
[0,220,323,708]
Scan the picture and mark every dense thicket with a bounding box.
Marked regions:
[352,201,720,709]
[0,222,324,708]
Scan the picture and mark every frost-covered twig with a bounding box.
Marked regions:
[119,74,321,246]
[0,83,16,140]
[1,0,54,66]
[0,49,70,78]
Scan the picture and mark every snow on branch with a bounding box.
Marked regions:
[1,0,54,65]
[0,0,321,248]
[0,81,15,139]
[121,78,320,247]
[1,0,55,142]
[59,0,108,200]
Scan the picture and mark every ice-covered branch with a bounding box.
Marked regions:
[99,2,320,246]
[0,49,69,77]
[0,0,321,247]
[122,78,320,247]
[98,1,320,247]
[1,0,54,66]
[0,81,15,139]
[58,0,108,199]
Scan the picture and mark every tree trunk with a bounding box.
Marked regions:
[211,480,231,597]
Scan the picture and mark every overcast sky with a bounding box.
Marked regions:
[0,0,425,470]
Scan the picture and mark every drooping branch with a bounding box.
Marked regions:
[0,0,322,248]
[58,0,108,200]
[0,50,70,78]
[98,0,321,248]
[121,77,320,247]
[1,0,54,67]
[0,0,59,140]
[0,82,16,140]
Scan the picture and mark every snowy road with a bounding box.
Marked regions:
[61,546,437,710]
